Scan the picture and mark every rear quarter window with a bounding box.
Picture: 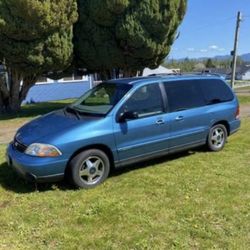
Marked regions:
[199,79,234,104]
[164,80,206,112]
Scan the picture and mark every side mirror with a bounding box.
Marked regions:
[118,111,139,123]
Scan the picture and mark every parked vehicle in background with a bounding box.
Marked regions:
[6,75,241,189]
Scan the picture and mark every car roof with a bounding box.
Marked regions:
[107,74,224,86]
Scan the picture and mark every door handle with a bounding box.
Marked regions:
[156,119,165,125]
[175,116,184,121]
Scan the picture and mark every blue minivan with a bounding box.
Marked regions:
[6,75,241,188]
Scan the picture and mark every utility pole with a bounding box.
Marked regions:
[231,11,242,89]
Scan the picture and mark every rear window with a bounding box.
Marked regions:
[164,79,234,113]
[199,79,234,104]
[164,80,205,112]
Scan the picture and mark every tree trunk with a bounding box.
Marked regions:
[20,75,37,104]
[123,69,133,78]
[8,69,22,112]
[0,69,37,114]
[0,75,10,114]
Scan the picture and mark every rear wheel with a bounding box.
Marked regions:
[207,124,227,152]
[69,149,110,189]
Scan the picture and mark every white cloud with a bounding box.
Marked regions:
[209,45,219,50]
[187,48,195,52]
[200,49,208,53]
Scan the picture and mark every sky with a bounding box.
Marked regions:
[168,0,250,59]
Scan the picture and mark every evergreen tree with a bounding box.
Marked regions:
[0,0,78,113]
[205,58,216,68]
[74,0,187,78]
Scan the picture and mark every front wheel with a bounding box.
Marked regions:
[69,149,110,189]
[207,124,227,152]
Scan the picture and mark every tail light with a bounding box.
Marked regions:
[235,106,240,119]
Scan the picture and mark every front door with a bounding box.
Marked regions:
[113,83,170,162]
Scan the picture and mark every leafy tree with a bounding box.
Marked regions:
[164,57,196,72]
[205,58,216,68]
[0,0,78,113]
[74,0,187,78]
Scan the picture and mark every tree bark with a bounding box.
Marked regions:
[0,69,37,114]
[9,69,22,112]
[20,75,37,104]
[0,75,10,114]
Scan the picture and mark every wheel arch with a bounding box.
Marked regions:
[212,120,230,136]
[65,144,115,176]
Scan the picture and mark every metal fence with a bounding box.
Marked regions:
[23,80,91,104]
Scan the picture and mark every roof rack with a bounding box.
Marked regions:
[146,72,223,78]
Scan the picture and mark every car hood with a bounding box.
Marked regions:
[15,110,100,146]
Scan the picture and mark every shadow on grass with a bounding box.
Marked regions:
[0,100,73,121]
[110,150,197,178]
[0,162,73,194]
[0,148,205,193]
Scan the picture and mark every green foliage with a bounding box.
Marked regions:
[164,57,197,72]
[0,0,78,75]
[164,58,235,73]
[205,58,216,68]
[74,0,187,74]
[0,0,78,113]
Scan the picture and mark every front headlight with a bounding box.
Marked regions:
[25,143,62,157]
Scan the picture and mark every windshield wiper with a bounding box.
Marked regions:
[65,106,81,120]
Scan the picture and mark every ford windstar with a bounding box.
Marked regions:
[6,75,241,188]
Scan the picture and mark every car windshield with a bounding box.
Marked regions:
[70,83,132,116]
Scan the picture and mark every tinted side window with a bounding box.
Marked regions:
[199,79,234,104]
[164,81,205,112]
[121,83,164,118]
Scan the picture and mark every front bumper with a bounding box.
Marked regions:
[6,143,67,183]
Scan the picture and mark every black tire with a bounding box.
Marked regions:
[69,149,110,189]
[207,124,227,152]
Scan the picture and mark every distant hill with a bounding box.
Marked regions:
[241,53,250,62]
[167,53,250,62]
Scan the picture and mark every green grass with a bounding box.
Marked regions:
[238,95,250,104]
[0,99,74,122]
[0,103,249,249]
[236,86,250,91]
[0,99,74,130]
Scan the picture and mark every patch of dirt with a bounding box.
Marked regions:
[240,105,250,118]
[0,121,28,144]
[0,200,11,209]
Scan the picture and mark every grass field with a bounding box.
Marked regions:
[236,86,250,91]
[0,100,250,249]
[238,95,250,104]
[0,99,74,122]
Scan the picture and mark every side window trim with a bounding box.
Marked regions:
[159,82,169,113]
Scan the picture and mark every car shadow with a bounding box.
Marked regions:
[109,150,196,178]
[0,148,206,193]
[0,162,73,193]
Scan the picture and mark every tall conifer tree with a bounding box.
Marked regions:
[0,0,78,113]
[74,0,187,77]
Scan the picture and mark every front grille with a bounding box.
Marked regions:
[13,138,27,153]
